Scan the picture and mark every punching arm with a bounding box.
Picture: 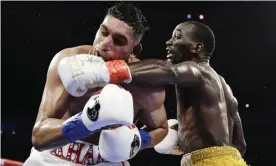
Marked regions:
[32,51,74,151]
[58,57,203,94]
[233,111,246,156]
[127,59,203,86]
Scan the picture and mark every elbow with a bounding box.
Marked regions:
[234,139,247,156]
[32,127,47,152]
[157,123,169,145]
[240,140,247,156]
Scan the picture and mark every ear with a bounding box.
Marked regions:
[132,43,142,56]
[191,42,203,54]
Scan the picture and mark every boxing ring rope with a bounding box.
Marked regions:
[0,158,23,166]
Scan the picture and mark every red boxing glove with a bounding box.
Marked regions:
[105,60,132,84]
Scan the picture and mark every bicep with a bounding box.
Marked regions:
[35,52,72,123]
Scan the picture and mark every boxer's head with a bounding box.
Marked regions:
[93,3,149,61]
[166,21,215,64]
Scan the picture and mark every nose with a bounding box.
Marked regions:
[166,38,173,46]
[99,35,113,51]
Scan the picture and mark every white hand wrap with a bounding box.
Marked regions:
[154,119,181,154]
[58,54,110,97]
[99,124,141,162]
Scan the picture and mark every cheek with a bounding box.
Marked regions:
[174,43,183,53]
[175,42,189,54]
[110,47,129,59]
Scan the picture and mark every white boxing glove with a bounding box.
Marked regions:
[94,161,130,166]
[61,84,134,142]
[99,124,141,162]
[154,119,184,155]
[58,54,131,97]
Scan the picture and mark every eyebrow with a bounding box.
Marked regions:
[100,24,108,30]
[175,29,181,33]
[100,24,128,43]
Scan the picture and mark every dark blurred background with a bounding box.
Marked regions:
[2,1,276,166]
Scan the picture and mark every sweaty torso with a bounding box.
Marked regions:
[60,45,152,144]
[176,63,234,153]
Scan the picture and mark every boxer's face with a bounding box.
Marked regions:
[93,15,138,61]
[166,23,194,64]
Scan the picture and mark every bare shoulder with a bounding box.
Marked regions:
[48,45,93,70]
[60,45,93,57]
[219,75,238,105]
[177,61,207,78]
[73,45,93,54]
[218,75,232,95]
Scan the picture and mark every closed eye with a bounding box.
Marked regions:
[100,25,109,36]
[113,35,127,46]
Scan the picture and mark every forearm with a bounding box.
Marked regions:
[128,59,177,85]
[32,118,69,151]
[32,117,101,151]
[146,127,168,147]
[233,112,246,156]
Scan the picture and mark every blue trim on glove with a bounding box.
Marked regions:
[61,112,93,142]
[139,129,151,150]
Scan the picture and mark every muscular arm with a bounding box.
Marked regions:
[32,46,91,151]
[219,76,246,155]
[233,111,246,156]
[128,59,203,86]
[138,87,168,147]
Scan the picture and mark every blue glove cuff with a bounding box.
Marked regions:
[61,112,93,142]
[139,129,151,151]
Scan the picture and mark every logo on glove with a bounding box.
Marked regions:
[129,134,140,158]
[87,96,100,122]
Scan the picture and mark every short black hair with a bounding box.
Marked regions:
[107,2,150,36]
[187,21,215,57]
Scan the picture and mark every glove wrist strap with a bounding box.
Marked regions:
[61,112,95,142]
[105,60,132,84]
[139,129,151,151]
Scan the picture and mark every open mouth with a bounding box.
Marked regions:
[166,48,174,63]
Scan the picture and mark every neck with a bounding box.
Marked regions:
[193,56,210,64]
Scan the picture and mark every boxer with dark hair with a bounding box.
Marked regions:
[77,21,247,166]
[24,3,168,166]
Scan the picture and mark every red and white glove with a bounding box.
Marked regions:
[58,54,131,97]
